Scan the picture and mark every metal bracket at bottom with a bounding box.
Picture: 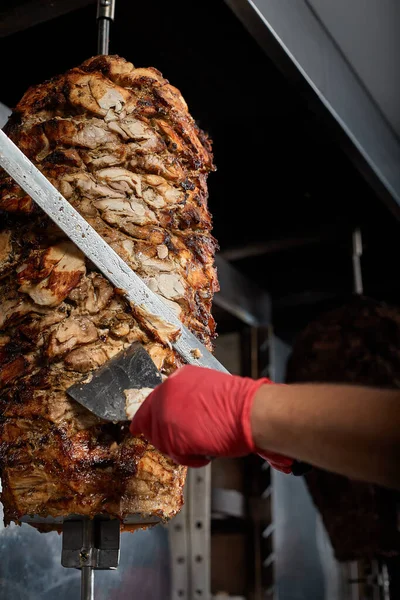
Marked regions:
[62,516,121,600]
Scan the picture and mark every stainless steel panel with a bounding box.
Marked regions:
[270,334,343,600]
[188,466,211,600]
[168,466,211,600]
[214,256,271,327]
[308,0,400,138]
[225,0,400,218]
[272,472,325,600]
[169,497,190,600]
[0,102,11,127]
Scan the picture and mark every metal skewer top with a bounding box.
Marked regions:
[67,10,118,597]
[97,0,116,55]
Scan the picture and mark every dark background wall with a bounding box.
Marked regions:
[0,0,400,340]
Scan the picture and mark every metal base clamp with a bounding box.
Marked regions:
[62,516,120,600]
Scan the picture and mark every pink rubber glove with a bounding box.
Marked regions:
[130,365,295,472]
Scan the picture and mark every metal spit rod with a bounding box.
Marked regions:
[80,518,95,600]
[73,6,116,598]
[81,567,94,600]
[62,517,121,600]
[352,228,363,295]
[97,0,116,55]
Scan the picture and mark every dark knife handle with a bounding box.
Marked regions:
[203,458,312,476]
[291,460,312,476]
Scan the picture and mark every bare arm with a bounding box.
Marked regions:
[251,383,400,489]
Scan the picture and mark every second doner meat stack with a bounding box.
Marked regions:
[0,55,218,526]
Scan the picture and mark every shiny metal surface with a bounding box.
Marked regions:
[168,501,189,600]
[63,518,95,570]
[0,130,229,374]
[67,343,162,422]
[168,467,211,600]
[81,567,94,600]
[352,228,363,295]
[61,517,120,572]
[225,0,400,219]
[97,0,115,54]
[97,18,110,55]
[97,0,115,21]
[270,334,358,600]
[0,102,11,127]
[214,256,271,327]
[188,466,211,599]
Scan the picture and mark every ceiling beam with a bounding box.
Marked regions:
[225,0,400,223]
[0,0,95,38]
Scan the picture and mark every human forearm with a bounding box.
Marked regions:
[130,366,400,488]
[251,383,400,489]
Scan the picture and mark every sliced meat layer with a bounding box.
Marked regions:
[0,54,217,527]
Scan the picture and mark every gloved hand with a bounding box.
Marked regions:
[130,365,295,472]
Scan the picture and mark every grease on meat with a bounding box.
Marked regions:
[0,55,218,527]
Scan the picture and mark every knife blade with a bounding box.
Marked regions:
[0,131,313,475]
[67,343,163,422]
[0,129,229,374]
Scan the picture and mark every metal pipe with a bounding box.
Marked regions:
[352,228,363,295]
[97,18,110,55]
[81,566,94,600]
[97,0,115,55]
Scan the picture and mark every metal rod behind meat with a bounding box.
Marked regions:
[81,565,94,600]
[80,518,95,600]
[97,0,116,55]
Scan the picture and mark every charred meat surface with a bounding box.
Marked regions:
[0,55,218,526]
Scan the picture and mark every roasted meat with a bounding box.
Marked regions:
[0,55,218,526]
[286,296,400,561]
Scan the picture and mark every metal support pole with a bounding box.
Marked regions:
[62,516,120,600]
[97,0,115,55]
[81,566,95,600]
[80,518,95,600]
[188,466,211,599]
[168,466,211,599]
[352,228,363,295]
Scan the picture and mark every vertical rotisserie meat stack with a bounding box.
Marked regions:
[0,55,218,527]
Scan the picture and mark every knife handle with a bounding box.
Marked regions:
[202,457,312,476]
[291,460,312,476]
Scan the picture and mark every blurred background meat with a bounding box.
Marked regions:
[286,295,400,561]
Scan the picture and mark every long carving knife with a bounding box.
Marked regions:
[0,129,229,374]
[0,130,313,477]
